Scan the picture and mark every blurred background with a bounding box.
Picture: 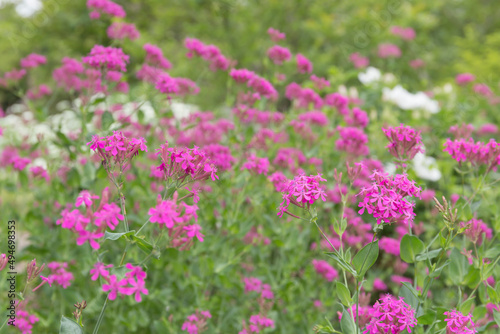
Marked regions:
[1,0,500,109]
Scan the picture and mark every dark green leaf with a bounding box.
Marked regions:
[399,282,420,311]
[417,309,436,325]
[352,240,378,278]
[449,248,468,284]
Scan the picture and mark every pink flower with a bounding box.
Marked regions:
[267,45,292,65]
[144,43,172,69]
[350,52,369,68]
[443,138,500,173]
[94,203,124,230]
[82,45,130,72]
[76,230,104,249]
[379,237,400,256]
[409,59,425,69]
[267,27,285,42]
[241,154,270,175]
[90,262,113,281]
[278,173,327,217]
[75,190,99,207]
[335,126,370,157]
[102,275,129,300]
[357,172,421,225]
[121,277,149,302]
[373,278,388,291]
[460,219,492,245]
[296,54,313,74]
[87,0,126,18]
[364,294,417,334]
[390,26,416,40]
[148,199,182,228]
[444,309,477,334]
[20,53,47,69]
[107,22,140,40]
[473,83,492,97]
[455,73,475,85]
[230,68,256,84]
[312,259,338,281]
[378,43,402,58]
[184,224,205,242]
[382,124,424,161]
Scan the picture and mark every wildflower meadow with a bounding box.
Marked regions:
[0,0,500,333]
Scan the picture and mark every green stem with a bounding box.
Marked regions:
[92,295,109,334]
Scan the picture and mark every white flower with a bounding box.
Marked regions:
[171,102,198,120]
[413,153,441,181]
[358,67,382,85]
[382,85,440,114]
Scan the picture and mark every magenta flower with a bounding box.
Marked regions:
[312,259,338,281]
[350,52,369,68]
[382,124,424,161]
[456,73,475,85]
[90,262,113,281]
[241,154,270,175]
[107,22,140,41]
[267,45,292,65]
[20,53,47,69]
[184,224,205,242]
[444,309,477,334]
[296,54,313,74]
[357,172,421,225]
[267,27,285,42]
[364,294,417,334]
[82,45,130,72]
[148,200,182,228]
[94,203,124,230]
[75,190,99,207]
[121,278,149,302]
[278,173,327,217]
[460,219,492,245]
[87,0,126,19]
[378,43,402,58]
[76,230,104,249]
[102,275,129,300]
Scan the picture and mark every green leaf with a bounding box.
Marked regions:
[484,245,500,259]
[325,253,357,277]
[430,259,450,278]
[336,282,353,307]
[449,248,468,285]
[352,240,379,278]
[486,285,499,303]
[104,230,135,241]
[101,111,114,130]
[131,235,158,258]
[493,310,500,327]
[340,309,358,334]
[463,266,481,288]
[460,298,475,315]
[415,248,442,262]
[399,282,420,311]
[59,316,83,334]
[417,309,436,325]
[400,235,425,263]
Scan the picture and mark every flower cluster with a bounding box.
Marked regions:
[239,315,275,334]
[87,0,126,19]
[267,45,292,65]
[182,310,212,334]
[82,45,130,72]
[267,27,285,42]
[87,132,147,168]
[286,82,323,109]
[241,154,270,175]
[14,310,40,334]
[382,124,424,161]
[390,26,416,40]
[357,172,421,225]
[460,218,493,245]
[52,57,85,91]
[456,73,475,85]
[296,53,313,73]
[42,262,74,289]
[184,38,230,71]
[312,259,338,281]
[93,263,149,302]
[363,294,417,333]
[350,52,369,68]
[277,173,327,217]
[20,53,47,69]
[335,126,370,157]
[156,142,218,183]
[107,22,140,41]
[243,277,274,299]
[444,309,477,334]
[378,43,402,58]
[443,138,500,172]
[148,194,204,249]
